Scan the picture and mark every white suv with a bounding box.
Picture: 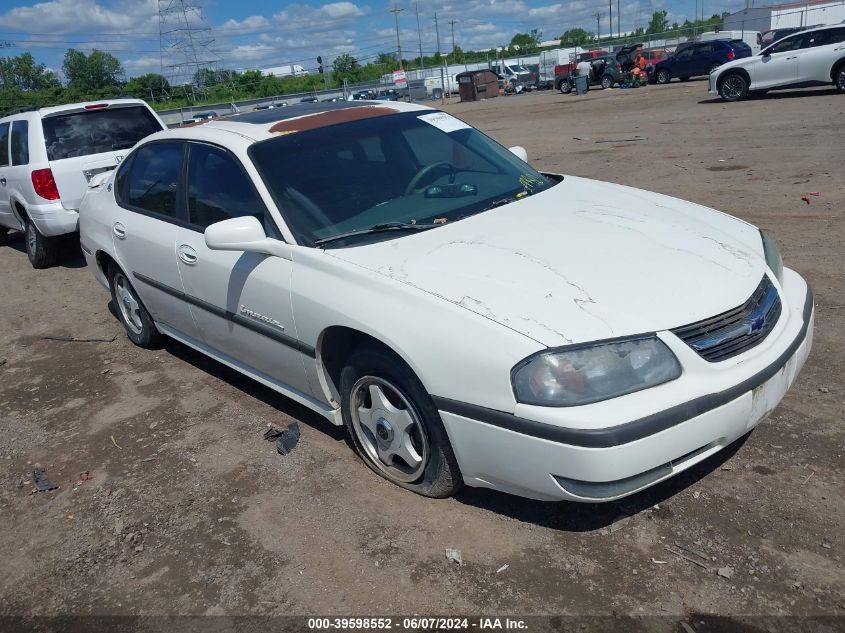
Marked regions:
[0,99,165,267]
[710,24,845,100]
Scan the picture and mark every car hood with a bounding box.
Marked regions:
[328,176,765,348]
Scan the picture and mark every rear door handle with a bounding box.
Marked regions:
[113,222,126,239]
[178,244,198,265]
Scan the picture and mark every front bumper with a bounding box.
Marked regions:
[708,72,719,95]
[436,270,813,502]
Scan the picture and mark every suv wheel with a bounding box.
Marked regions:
[656,69,670,84]
[719,72,749,101]
[835,64,845,93]
[560,79,572,94]
[340,347,462,498]
[25,220,59,269]
[108,264,163,348]
[601,75,614,89]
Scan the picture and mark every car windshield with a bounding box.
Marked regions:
[249,110,554,247]
[42,105,163,161]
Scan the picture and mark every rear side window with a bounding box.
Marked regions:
[186,143,266,229]
[41,105,163,161]
[808,28,845,47]
[123,142,184,218]
[11,120,29,166]
[0,123,9,167]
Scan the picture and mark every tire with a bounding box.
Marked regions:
[718,72,749,102]
[708,63,721,74]
[25,219,59,269]
[835,64,845,93]
[601,75,614,89]
[656,69,670,84]
[340,347,462,498]
[560,80,572,94]
[679,76,691,82]
[108,264,163,348]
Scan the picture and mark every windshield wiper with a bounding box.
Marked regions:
[313,222,440,247]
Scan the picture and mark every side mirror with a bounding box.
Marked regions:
[762,51,771,58]
[205,216,292,260]
[509,146,529,162]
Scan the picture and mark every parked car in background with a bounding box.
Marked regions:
[0,99,165,267]
[560,53,625,91]
[491,62,534,90]
[654,40,753,84]
[300,96,319,103]
[374,89,402,101]
[351,90,377,100]
[699,30,762,55]
[78,101,812,503]
[185,111,217,124]
[710,24,845,100]
[554,50,607,91]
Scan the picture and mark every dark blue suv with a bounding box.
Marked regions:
[654,40,753,84]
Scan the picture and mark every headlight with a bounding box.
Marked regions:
[512,336,681,407]
[760,230,784,284]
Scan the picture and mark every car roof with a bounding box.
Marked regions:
[147,100,434,145]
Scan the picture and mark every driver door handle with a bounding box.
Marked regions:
[178,244,198,265]
[112,222,126,239]
[785,56,798,60]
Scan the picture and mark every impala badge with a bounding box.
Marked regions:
[240,305,285,330]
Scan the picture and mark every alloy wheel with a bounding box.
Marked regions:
[837,68,845,92]
[350,376,429,484]
[114,272,144,335]
[25,223,36,257]
[721,75,746,100]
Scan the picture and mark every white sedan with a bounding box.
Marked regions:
[710,24,845,100]
[79,101,813,502]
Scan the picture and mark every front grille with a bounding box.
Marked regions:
[672,276,782,362]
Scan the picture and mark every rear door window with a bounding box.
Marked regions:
[808,28,845,47]
[122,142,184,219]
[11,120,29,166]
[42,105,163,161]
[0,123,9,167]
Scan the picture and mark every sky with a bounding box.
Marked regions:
[0,0,748,80]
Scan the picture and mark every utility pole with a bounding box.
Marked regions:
[595,12,603,41]
[617,0,621,38]
[414,3,424,69]
[390,5,404,71]
[609,0,613,43]
[448,19,461,70]
[434,11,446,105]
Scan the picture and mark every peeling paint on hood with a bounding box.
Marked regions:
[329,175,766,348]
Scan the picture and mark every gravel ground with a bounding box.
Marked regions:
[0,81,842,629]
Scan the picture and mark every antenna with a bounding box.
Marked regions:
[158,0,221,103]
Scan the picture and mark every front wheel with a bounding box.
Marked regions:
[656,69,670,84]
[601,75,614,89]
[108,265,163,348]
[835,64,845,93]
[560,79,572,94]
[25,220,59,269]
[340,348,462,498]
[719,73,749,101]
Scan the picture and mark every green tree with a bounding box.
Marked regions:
[0,53,60,91]
[509,30,541,54]
[646,10,669,35]
[332,53,359,83]
[62,49,123,91]
[125,73,170,101]
[559,28,593,47]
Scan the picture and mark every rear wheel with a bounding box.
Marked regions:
[719,72,749,101]
[25,220,59,269]
[560,79,572,94]
[835,64,845,92]
[656,69,671,84]
[601,74,614,89]
[108,264,163,348]
[340,347,462,498]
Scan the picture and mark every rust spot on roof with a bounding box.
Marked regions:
[268,106,397,134]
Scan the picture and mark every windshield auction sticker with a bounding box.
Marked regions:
[418,112,471,134]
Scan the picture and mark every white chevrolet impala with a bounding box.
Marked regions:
[79,102,813,502]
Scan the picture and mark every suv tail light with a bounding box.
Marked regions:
[31,168,60,200]
[726,50,736,60]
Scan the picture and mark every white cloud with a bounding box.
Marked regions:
[0,0,158,35]
[218,15,272,36]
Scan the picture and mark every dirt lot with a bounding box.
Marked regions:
[1,81,843,628]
